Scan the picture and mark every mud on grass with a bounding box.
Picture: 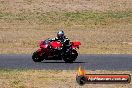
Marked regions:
[0,69,132,88]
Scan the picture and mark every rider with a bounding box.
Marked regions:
[51,30,71,51]
[52,30,69,42]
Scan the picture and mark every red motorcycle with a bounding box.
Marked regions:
[32,38,81,63]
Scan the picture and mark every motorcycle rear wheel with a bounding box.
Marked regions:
[63,49,78,63]
[71,49,78,60]
[32,51,44,62]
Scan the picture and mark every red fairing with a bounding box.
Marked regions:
[39,40,44,46]
[72,42,81,49]
[50,41,62,49]
[38,40,49,56]
[72,42,81,46]
[39,40,48,49]
[40,45,48,48]
[37,48,43,56]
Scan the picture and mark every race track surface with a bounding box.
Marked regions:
[0,54,132,70]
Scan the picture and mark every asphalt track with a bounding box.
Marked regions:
[0,54,132,70]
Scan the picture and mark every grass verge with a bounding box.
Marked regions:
[0,10,132,54]
[0,69,132,88]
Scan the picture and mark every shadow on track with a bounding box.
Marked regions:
[40,62,85,63]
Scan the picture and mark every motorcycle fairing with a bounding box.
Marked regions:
[71,42,81,49]
[50,41,62,49]
[37,48,43,56]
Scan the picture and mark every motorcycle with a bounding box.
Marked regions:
[32,38,81,63]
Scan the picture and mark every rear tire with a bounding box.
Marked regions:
[71,49,78,61]
[63,49,78,63]
[32,51,44,62]
[63,56,74,63]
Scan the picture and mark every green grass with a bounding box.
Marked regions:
[23,0,33,5]
[0,10,131,27]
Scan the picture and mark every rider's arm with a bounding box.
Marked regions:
[64,36,70,41]
[51,37,58,41]
[63,36,70,45]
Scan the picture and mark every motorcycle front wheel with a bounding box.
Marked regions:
[32,51,44,62]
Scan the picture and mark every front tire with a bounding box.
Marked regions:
[32,51,44,62]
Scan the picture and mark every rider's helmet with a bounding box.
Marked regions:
[57,30,64,39]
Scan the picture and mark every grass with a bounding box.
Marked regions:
[0,10,131,26]
[0,69,132,88]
